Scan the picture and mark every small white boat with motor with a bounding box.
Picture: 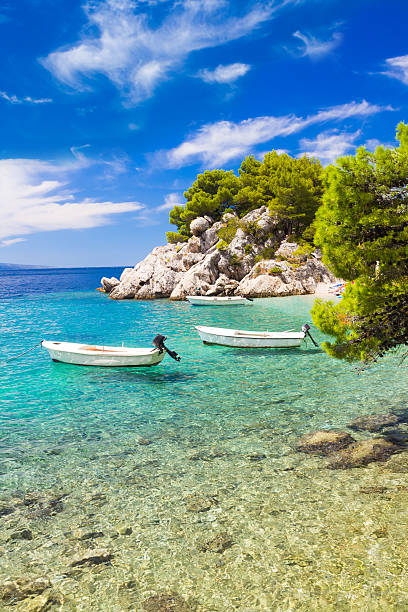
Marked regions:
[186,295,253,306]
[41,335,181,367]
[195,324,317,349]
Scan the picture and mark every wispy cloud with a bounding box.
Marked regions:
[293,29,342,59]
[197,62,251,84]
[0,91,53,104]
[382,54,408,85]
[0,157,142,242]
[41,0,282,104]
[156,192,183,212]
[163,100,393,167]
[1,238,26,248]
[299,129,360,164]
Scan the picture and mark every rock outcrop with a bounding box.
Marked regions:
[102,207,336,300]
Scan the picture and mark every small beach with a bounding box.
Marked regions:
[2,270,408,610]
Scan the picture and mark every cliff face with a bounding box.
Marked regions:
[100,206,335,300]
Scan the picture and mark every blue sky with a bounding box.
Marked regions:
[1,0,407,266]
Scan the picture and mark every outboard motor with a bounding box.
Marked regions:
[152,335,181,362]
[302,323,318,347]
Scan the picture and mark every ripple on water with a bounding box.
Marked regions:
[2,292,408,610]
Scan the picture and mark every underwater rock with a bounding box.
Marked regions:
[16,589,63,612]
[0,505,15,517]
[247,452,267,461]
[138,438,152,446]
[185,494,218,512]
[1,577,51,603]
[70,548,113,567]
[295,430,355,456]
[188,448,226,461]
[71,528,104,541]
[117,524,133,535]
[198,532,233,553]
[348,413,402,432]
[327,438,402,469]
[142,592,192,611]
[379,453,408,473]
[9,527,33,541]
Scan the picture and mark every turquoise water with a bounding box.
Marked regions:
[2,288,408,610]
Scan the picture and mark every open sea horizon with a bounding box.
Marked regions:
[2,267,408,610]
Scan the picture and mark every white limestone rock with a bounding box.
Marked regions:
[101,276,120,293]
[190,216,211,236]
[170,249,221,300]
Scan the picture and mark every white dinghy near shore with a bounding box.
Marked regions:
[42,335,181,367]
[186,295,252,306]
[195,324,317,349]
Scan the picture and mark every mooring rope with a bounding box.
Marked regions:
[1,340,44,364]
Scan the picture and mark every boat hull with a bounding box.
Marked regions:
[186,296,251,306]
[42,341,165,367]
[195,326,305,348]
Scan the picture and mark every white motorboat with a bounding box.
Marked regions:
[186,295,252,306]
[195,325,315,348]
[42,335,181,367]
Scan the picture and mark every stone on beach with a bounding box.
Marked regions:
[327,438,402,469]
[295,430,355,455]
[348,413,402,432]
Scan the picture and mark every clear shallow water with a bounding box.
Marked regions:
[1,270,408,610]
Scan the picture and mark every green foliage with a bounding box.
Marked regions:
[254,246,276,263]
[167,151,323,240]
[168,169,240,238]
[216,239,229,251]
[268,266,284,275]
[230,253,241,266]
[244,244,253,255]
[235,152,324,237]
[312,122,408,362]
[217,218,240,244]
[291,243,314,260]
[166,231,188,243]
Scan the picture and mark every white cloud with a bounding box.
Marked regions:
[298,129,360,164]
[156,192,183,211]
[163,100,393,167]
[41,0,279,103]
[198,62,251,84]
[383,54,408,85]
[0,91,53,104]
[1,238,26,248]
[0,158,143,241]
[293,29,342,59]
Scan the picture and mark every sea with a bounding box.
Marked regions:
[1,267,408,611]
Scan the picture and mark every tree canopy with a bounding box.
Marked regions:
[311,122,408,363]
[166,153,324,243]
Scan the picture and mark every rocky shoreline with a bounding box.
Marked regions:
[100,206,336,300]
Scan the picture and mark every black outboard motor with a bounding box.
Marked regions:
[302,324,318,347]
[152,335,181,361]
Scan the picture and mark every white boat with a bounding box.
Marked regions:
[195,325,307,348]
[42,335,181,367]
[186,295,252,306]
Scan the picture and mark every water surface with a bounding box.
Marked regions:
[1,269,408,610]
